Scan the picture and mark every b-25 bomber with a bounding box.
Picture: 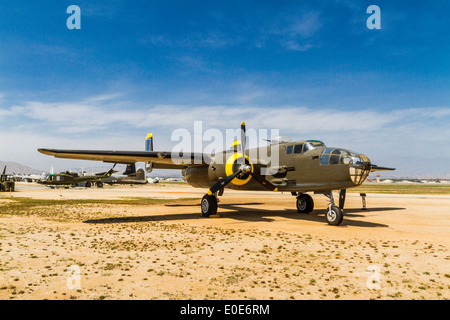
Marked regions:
[38,123,394,225]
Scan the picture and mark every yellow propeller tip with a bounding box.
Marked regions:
[241,121,245,126]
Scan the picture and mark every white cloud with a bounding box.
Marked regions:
[1,94,449,177]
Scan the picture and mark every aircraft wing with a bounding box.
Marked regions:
[38,148,210,169]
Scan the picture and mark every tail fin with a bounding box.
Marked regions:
[145,132,153,152]
[105,167,115,177]
[104,164,117,177]
[123,164,136,175]
[2,166,6,175]
[145,132,154,173]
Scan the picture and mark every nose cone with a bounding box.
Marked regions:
[349,153,371,185]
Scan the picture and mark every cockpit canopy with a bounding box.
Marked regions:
[320,148,365,167]
[303,140,326,152]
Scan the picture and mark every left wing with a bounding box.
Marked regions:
[38,148,210,169]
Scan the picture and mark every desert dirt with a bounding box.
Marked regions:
[0,182,449,300]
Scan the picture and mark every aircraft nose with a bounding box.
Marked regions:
[348,152,371,185]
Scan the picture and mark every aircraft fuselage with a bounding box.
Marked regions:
[184,140,371,193]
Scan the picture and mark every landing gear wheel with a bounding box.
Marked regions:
[97,181,103,188]
[325,205,344,226]
[201,194,218,217]
[85,181,91,188]
[296,194,314,213]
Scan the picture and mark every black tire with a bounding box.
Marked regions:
[85,181,91,188]
[201,194,218,217]
[296,194,314,213]
[325,205,344,226]
[97,181,103,188]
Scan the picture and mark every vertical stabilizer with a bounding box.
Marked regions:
[123,164,136,175]
[145,132,153,152]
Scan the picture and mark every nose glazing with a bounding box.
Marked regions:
[349,153,371,185]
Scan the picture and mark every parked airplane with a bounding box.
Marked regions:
[13,171,47,182]
[0,166,15,192]
[37,166,116,188]
[38,123,394,225]
[102,164,148,185]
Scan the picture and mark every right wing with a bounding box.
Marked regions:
[38,148,211,169]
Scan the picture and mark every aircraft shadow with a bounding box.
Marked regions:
[164,202,264,207]
[84,214,196,224]
[219,204,392,228]
[84,203,401,228]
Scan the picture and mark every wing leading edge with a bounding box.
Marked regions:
[38,148,210,169]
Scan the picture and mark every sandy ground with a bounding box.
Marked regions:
[0,182,449,300]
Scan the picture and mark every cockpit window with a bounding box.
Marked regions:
[320,148,350,166]
[320,154,330,165]
[294,144,303,154]
[330,155,340,165]
[304,140,326,153]
[286,145,293,155]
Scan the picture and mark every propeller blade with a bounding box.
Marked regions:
[249,171,278,192]
[207,171,241,195]
[238,121,246,165]
[207,164,252,195]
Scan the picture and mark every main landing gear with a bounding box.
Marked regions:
[201,194,218,217]
[296,193,314,213]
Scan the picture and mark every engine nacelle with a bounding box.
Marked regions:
[184,166,214,188]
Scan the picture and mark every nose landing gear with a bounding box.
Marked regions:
[293,191,344,225]
[323,190,344,226]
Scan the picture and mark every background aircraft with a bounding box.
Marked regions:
[0,166,15,192]
[102,164,148,185]
[37,166,116,188]
[38,123,394,225]
[13,171,47,182]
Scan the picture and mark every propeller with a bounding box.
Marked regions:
[207,164,252,195]
[206,122,279,196]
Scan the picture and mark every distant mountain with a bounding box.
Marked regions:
[0,161,44,175]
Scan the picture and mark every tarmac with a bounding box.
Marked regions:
[0,182,449,299]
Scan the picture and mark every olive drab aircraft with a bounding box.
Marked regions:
[37,166,116,188]
[38,123,394,225]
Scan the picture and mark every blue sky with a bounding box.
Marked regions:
[0,1,449,177]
